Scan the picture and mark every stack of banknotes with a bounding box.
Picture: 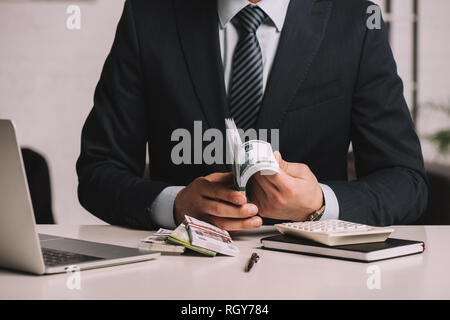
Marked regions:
[167,216,239,257]
[139,228,185,254]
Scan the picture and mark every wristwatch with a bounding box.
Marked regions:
[306,199,326,221]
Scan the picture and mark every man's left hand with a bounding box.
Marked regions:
[248,151,324,221]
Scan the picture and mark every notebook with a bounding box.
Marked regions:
[261,235,425,262]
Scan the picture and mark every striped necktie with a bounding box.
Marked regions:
[228,5,266,131]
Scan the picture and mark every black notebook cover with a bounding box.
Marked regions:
[261,235,425,262]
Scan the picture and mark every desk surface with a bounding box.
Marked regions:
[0,225,449,299]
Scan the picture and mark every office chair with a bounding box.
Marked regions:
[347,152,450,225]
[21,148,55,224]
[415,163,450,225]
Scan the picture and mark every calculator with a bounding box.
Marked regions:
[275,220,394,246]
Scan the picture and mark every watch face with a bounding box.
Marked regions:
[314,212,324,221]
[308,205,325,221]
[307,213,318,221]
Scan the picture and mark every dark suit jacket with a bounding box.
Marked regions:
[76,0,428,229]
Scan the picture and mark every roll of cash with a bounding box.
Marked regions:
[225,118,280,194]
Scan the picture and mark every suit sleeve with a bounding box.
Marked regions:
[326,9,428,226]
[76,1,170,229]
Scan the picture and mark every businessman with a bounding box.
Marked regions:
[77,0,428,230]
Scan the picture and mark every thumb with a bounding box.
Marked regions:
[205,172,233,183]
[274,151,292,174]
[274,151,286,170]
[274,151,308,178]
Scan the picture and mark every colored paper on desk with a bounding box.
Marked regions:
[168,223,216,257]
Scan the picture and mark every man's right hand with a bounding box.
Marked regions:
[173,172,262,231]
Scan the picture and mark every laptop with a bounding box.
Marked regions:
[0,119,160,275]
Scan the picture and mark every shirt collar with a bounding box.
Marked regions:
[217,0,290,32]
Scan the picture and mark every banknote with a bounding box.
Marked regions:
[225,118,280,194]
[139,228,185,254]
[185,215,239,257]
[167,222,217,257]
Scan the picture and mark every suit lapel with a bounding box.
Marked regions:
[174,0,228,132]
[257,0,333,130]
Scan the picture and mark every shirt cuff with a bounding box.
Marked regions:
[318,183,340,220]
[150,186,185,229]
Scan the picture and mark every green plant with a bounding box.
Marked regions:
[427,129,450,154]
[423,100,450,155]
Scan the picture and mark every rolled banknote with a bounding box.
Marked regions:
[225,118,280,194]
[237,140,280,191]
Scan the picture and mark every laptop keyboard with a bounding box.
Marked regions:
[42,248,103,267]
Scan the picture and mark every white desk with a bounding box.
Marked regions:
[0,225,449,299]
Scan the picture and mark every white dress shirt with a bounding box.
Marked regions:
[151,0,339,229]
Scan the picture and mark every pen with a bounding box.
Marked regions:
[246,252,260,272]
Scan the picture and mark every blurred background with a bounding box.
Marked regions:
[0,0,449,224]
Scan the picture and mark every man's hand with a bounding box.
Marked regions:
[174,172,263,231]
[249,151,324,221]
